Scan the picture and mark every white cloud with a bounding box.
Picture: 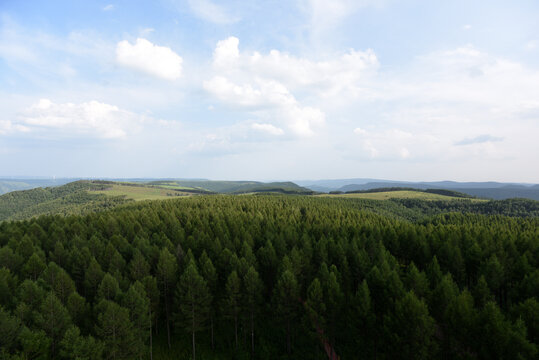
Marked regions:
[252,123,284,136]
[0,120,31,135]
[462,24,472,30]
[204,76,324,137]
[213,37,240,68]
[116,38,183,80]
[103,4,114,11]
[17,99,149,139]
[212,36,379,97]
[187,0,239,24]
[205,36,382,137]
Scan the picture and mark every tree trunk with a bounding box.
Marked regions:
[250,311,254,357]
[286,319,291,354]
[149,306,153,360]
[192,303,196,360]
[192,330,196,360]
[211,316,214,350]
[165,285,171,349]
[235,315,238,349]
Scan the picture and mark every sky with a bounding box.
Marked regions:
[0,0,538,182]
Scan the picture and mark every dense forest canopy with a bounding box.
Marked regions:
[0,195,538,359]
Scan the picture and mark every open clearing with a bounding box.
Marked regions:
[91,184,193,201]
[319,190,482,201]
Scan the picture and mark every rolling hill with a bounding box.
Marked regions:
[296,179,539,200]
[0,179,314,221]
[145,180,313,194]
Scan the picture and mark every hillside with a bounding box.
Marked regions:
[295,179,539,200]
[326,187,475,200]
[146,180,313,194]
[0,181,130,221]
[0,180,313,221]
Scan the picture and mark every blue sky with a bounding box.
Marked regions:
[1,0,538,181]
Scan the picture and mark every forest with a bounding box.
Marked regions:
[0,195,538,359]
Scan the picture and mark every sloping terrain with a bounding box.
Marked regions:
[297,179,539,200]
[146,180,313,194]
[0,180,128,221]
[321,190,476,201]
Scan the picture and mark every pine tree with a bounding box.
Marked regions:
[97,273,120,301]
[37,292,71,358]
[142,276,159,360]
[123,281,150,359]
[95,300,137,360]
[384,291,437,359]
[59,325,104,360]
[0,306,21,355]
[199,252,217,350]
[243,266,263,356]
[175,261,212,360]
[23,253,46,281]
[274,269,300,355]
[224,270,242,349]
[157,247,177,349]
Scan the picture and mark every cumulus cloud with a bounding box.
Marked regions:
[454,134,503,146]
[187,0,239,24]
[116,38,183,80]
[204,75,324,137]
[204,36,381,137]
[17,99,148,139]
[211,36,378,96]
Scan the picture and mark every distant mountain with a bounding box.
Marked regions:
[297,179,539,200]
[147,180,313,194]
[295,178,390,189]
[0,178,75,195]
[334,182,539,200]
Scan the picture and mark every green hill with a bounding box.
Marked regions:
[0,181,129,221]
[146,180,313,194]
[323,189,474,201]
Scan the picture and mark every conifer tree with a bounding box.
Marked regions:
[124,281,150,359]
[157,247,177,349]
[175,260,212,360]
[274,269,300,355]
[37,292,71,358]
[199,251,217,349]
[243,266,263,356]
[224,270,242,349]
[95,300,137,360]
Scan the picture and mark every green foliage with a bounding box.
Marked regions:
[174,261,211,360]
[95,300,137,360]
[0,194,537,359]
[0,181,129,221]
